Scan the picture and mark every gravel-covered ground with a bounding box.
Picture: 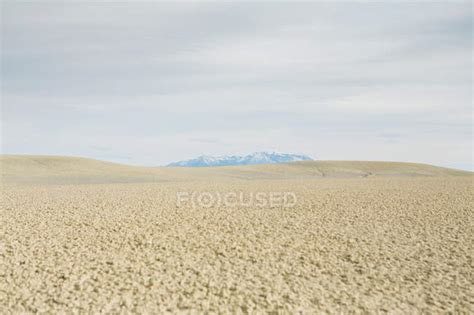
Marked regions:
[1,177,473,313]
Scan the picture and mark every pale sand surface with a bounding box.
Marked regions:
[1,156,473,313]
[1,155,469,184]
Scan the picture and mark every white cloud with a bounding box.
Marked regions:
[1,1,472,169]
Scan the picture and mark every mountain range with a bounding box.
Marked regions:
[167,152,313,167]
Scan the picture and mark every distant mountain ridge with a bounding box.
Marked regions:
[167,152,313,167]
[1,155,471,185]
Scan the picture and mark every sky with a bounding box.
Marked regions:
[1,1,472,169]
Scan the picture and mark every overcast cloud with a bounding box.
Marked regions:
[1,1,472,169]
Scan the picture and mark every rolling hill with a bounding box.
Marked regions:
[0,155,470,185]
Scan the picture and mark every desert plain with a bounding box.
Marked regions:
[0,155,473,313]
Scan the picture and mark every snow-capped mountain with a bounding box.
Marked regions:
[167,152,313,167]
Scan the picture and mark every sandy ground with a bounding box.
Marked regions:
[1,175,473,313]
[1,155,469,185]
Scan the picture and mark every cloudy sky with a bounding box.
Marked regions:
[1,1,472,169]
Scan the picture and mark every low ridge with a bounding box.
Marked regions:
[0,155,471,185]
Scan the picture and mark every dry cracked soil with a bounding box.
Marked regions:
[1,175,473,313]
